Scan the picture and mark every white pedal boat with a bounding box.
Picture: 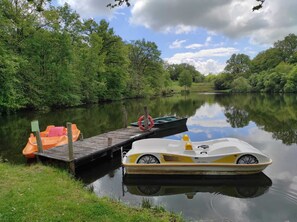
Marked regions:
[122,135,272,175]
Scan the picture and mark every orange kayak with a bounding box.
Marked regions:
[22,124,81,158]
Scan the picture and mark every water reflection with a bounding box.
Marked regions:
[1,93,297,221]
[215,94,297,145]
[123,174,272,199]
[76,155,122,185]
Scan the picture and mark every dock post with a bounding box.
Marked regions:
[31,120,43,162]
[67,122,75,174]
[35,131,43,154]
[144,106,149,131]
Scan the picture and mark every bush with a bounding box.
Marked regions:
[231,77,251,92]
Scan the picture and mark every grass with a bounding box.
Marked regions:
[171,82,216,93]
[0,163,183,222]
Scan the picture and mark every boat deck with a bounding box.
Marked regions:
[36,127,158,168]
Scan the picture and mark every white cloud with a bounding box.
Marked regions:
[188,119,231,128]
[195,59,226,74]
[130,0,297,45]
[194,104,223,118]
[169,39,186,49]
[170,47,238,59]
[57,0,118,17]
[185,44,203,49]
[175,25,196,34]
[205,36,212,46]
[165,47,237,74]
[185,36,217,50]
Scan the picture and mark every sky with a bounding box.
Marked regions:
[54,0,297,75]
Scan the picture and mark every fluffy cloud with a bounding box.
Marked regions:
[130,0,297,44]
[167,57,226,74]
[165,47,237,74]
[169,39,186,49]
[185,44,203,49]
[170,47,238,59]
[57,0,116,17]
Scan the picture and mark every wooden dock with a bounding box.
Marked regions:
[35,127,158,170]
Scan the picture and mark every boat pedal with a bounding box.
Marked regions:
[198,145,209,149]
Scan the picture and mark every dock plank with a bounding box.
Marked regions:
[36,127,158,167]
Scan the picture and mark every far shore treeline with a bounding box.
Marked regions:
[208,34,297,93]
[1,1,297,114]
[0,0,204,113]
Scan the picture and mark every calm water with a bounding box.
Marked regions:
[1,94,297,221]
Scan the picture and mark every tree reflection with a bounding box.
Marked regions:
[217,94,297,145]
[224,106,250,128]
[0,94,213,163]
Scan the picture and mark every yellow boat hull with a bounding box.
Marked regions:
[123,161,272,175]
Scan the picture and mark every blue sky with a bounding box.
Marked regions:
[54,0,297,74]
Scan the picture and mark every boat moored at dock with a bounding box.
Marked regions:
[130,116,187,129]
[122,135,272,175]
[22,124,80,158]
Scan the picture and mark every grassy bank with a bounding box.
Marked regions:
[171,82,216,93]
[0,163,182,222]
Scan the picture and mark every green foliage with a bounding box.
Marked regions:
[274,33,297,62]
[216,94,297,145]
[167,63,204,82]
[214,73,233,90]
[209,34,297,93]
[288,51,297,64]
[141,198,153,209]
[284,65,297,92]
[0,46,26,112]
[225,53,251,75]
[1,0,297,113]
[178,70,193,90]
[0,1,173,113]
[251,48,283,73]
[231,77,252,92]
[225,106,250,128]
[127,39,169,97]
[95,20,129,100]
[248,63,294,93]
[204,74,217,82]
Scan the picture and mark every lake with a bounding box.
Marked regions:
[1,93,297,221]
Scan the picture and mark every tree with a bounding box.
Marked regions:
[204,74,217,82]
[214,73,233,90]
[274,34,297,62]
[225,106,250,128]
[0,45,26,112]
[225,54,251,75]
[128,39,163,96]
[95,20,129,100]
[251,48,283,73]
[167,63,203,82]
[179,70,192,90]
[231,77,252,92]
[284,65,297,92]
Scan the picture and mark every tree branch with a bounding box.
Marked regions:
[106,0,130,9]
[252,0,265,11]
